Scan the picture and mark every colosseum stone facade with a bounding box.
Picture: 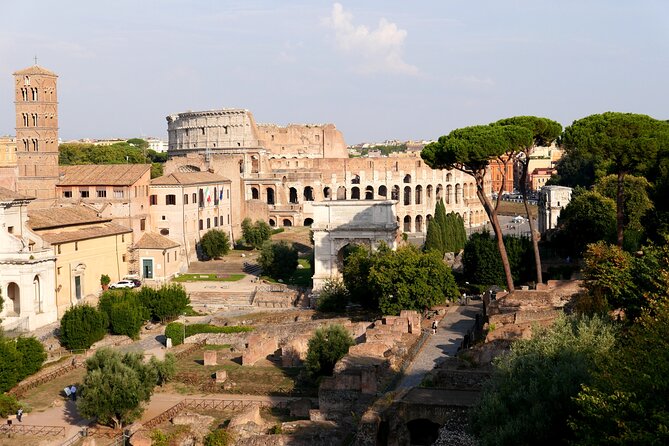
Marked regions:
[164,109,489,241]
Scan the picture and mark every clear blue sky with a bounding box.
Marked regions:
[1,1,667,144]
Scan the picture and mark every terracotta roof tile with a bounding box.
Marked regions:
[151,171,230,186]
[28,206,108,230]
[38,222,132,244]
[13,65,58,76]
[0,186,32,202]
[58,164,151,186]
[134,232,180,249]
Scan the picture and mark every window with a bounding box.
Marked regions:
[113,188,124,198]
[183,194,188,204]
[7,226,13,234]
[167,252,170,262]
[80,190,90,198]
[150,195,157,205]
[140,218,146,230]
[122,254,127,262]
[74,242,78,251]
[166,194,176,205]
[97,189,107,198]
[57,245,61,254]
[63,190,72,198]
[207,218,211,229]
[24,76,30,86]
[161,215,166,220]
[199,219,203,230]
[121,234,125,243]
[160,228,169,235]
[192,193,197,203]
[214,217,218,227]
[57,267,61,275]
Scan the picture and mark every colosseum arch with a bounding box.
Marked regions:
[251,187,259,200]
[446,184,452,204]
[337,186,346,200]
[403,174,412,183]
[266,187,275,205]
[365,186,374,200]
[415,215,423,232]
[323,187,332,199]
[351,187,361,200]
[289,187,299,204]
[415,185,422,205]
[403,186,411,206]
[378,185,387,198]
[426,185,433,203]
[436,184,443,201]
[403,215,412,232]
[391,185,400,201]
[303,186,314,202]
[455,184,462,204]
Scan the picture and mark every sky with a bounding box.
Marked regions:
[0,0,667,144]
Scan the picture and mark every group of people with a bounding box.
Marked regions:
[63,384,77,401]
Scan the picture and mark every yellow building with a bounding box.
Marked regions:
[0,135,17,167]
[28,206,132,317]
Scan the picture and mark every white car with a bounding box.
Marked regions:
[109,280,136,289]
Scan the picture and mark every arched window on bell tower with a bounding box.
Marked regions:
[24,76,30,86]
[32,113,38,127]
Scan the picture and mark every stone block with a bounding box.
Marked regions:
[129,431,150,446]
[203,350,217,366]
[349,342,391,358]
[165,337,172,349]
[228,405,262,429]
[360,369,377,394]
[289,398,312,418]
[215,370,228,383]
[82,438,97,446]
[242,333,279,366]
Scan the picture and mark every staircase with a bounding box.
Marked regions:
[189,291,256,310]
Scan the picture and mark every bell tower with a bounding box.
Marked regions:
[13,64,59,204]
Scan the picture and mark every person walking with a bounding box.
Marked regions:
[70,385,77,401]
[431,320,437,335]
[16,408,23,422]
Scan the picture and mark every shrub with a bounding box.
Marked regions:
[150,430,169,446]
[204,429,233,446]
[16,337,46,381]
[200,229,231,259]
[241,218,271,249]
[165,322,185,346]
[306,325,354,379]
[110,300,145,339]
[100,274,111,286]
[259,241,298,281]
[0,394,19,418]
[142,284,190,322]
[316,279,350,313]
[60,304,107,350]
[0,340,20,392]
[185,324,253,337]
[150,353,176,386]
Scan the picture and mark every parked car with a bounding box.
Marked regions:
[109,279,136,289]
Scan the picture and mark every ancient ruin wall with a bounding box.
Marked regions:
[257,123,347,159]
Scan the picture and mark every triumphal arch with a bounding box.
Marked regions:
[311,200,399,291]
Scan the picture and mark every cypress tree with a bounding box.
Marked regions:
[434,199,448,254]
[424,219,443,254]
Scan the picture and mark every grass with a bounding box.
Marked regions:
[173,273,245,282]
[497,200,538,218]
[19,367,86,412]
[260,258,312,287]
[186,324,253,336]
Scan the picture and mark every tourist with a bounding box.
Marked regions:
[432,321,437,334]
[16,408,23,422]
[70,385,77,401]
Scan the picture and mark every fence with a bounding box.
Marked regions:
[8,360,84,398]
[0,423,66,437]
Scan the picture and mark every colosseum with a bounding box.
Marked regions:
[163,109,489,240]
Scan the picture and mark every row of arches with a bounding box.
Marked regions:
[2,276,44,316]
[400,209,487,233]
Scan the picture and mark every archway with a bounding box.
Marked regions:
[403,215,412,232]
[303,186,314,201]
[269,218,276,227]
[266,188,275,205]
[415,185,422,205]
[391,185,400,201]
[426,185,433,203]
[323,187,332,199]
[33,275,42,313]
[351,187,360,200]
[337,186,346,200]
[283,219,293,227]
[446,184,452,204]
[351,174,360,184]
[403,186,412,205]
[289,187,298,204]
[403,174,412,183]
[304,218,314,226]
[436,184,443,201]
[378,185,387,198]
[406,419,440,446]
[7,282,20,315]
[455,184,461,204]
[415,215,423,233]
[365,186,374,200]
[251,187,259,200]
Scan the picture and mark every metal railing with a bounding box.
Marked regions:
[0,423,66,437]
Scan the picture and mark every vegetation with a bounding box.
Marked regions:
[422,124,533,291]
[204,429,234,446]
[0,393,19,418]
[199,229,231,259]
[15,337,47,381]
[78,348,174,429]
[172,273,244,282]
[463,231,534,287]
[306,325,355,379]
[100,274,111,286]
[241,218,271,249]
[424,200,466,255]
[165,322,254,346]
[59,304,107,350]
[140,284,190,322]
[99,290,149,339]
[343,244,459,314]
[165,322,185,346]
[471,315,616,446]
[258,241,299,281]
[316,278,350,313]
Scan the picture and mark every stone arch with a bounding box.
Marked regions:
[269,218,276,227]
[365,186,374,200]
[304,218,314,226]
[7,282,20,315]
[415,185,422,205]
[426,214,433,223]
[251,187,259,200]
[436,184,443,201]
[391,185,400,201]
[426,185,433,202]
[446,172,452,182]
[351,187,361,200]
[337,186,346,200]
[378,185,387,198]
[455,183,461,204]
[403,174,412,183]
[415,215,423,232]
[446,184,452,204]
[351,174,361,184]
[283,218,293,227]
[289,187,298,204]
[303,186,314,202]
[33,275,43,313]
[403,215,412,232]
[403,186,412,205]
[266,187,275,205]
[323,187,332,199]
[407,419,440,446]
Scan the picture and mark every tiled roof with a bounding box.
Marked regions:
[28,206,108,230]
[151,171,230,186]
[58,164,151,186]
[37,222,132,244]
[134,232,180,249]
[0,186,32,202]
[13,65,58,76]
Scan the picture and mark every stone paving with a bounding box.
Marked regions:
[397,302,481,391]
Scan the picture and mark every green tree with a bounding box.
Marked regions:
[471,315,616,446]
[241,218,272,249]
[0,340,20,392]
[434,199,448,255]
[463,232,505,287]
[305,325,355,378]
[165,322,185,346]
[204,429,234,446]
[150,353,176,386]
[258,241,298,281]
[422,124,533,291]
[78,349,160,429]
[546,150,599,189]
[0,394,20,418]
[561,112,669,247]
[571,299,669,445]
[110,300,145,339]
[316,278,350,313]
[199,229,231,259]
[443,211,466,253]
[553,189,617,257]
[496,116,562,284]
[342,244,380,310]
[60,304,107,350]
[142,284,190,322]
[16,337,47,381]
[423,218,444,254]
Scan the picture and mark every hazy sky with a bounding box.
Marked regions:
[1,1,667,144]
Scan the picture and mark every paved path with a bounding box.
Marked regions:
[396,302,481,391]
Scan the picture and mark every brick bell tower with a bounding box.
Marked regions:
[13,63,59,205]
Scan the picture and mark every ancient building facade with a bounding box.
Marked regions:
[13,65,59,204]
[538,185,572,233]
